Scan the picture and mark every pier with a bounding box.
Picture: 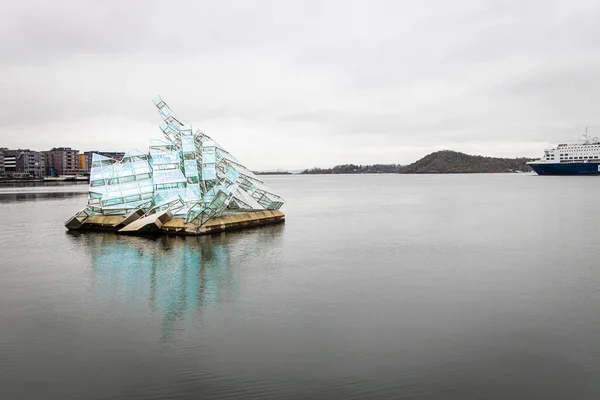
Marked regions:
[67,210,285,235]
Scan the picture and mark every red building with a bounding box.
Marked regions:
[44,147,79,176]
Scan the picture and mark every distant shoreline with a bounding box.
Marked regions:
[301,150,534,174]
[253,171,293,175]
[0,150,535,182]
[300,171,533,175]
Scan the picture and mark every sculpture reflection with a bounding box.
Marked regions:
[70,225,284,341]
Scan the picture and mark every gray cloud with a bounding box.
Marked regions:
[1,0,600,169]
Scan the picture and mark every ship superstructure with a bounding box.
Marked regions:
[528,130,600,175]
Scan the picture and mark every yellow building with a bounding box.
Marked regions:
[78,154,86,171]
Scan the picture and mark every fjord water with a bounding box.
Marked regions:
[2,174,600,400]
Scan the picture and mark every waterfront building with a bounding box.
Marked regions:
[44,147,79,176]
[78,154,86,173]
[0,149,46,178]
[2,149,17,176]
[16,150,45,178]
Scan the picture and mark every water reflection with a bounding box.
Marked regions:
[68,226,284,341]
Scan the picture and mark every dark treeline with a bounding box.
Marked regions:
[302,164,402,174]
[301,151,534,174]
[253,171,292,175]
[399,151,533,173]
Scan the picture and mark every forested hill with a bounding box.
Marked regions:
[398,151,533,173]
[300,151,534,174]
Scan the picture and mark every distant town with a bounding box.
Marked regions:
[0,147,124,181]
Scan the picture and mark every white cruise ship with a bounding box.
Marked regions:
[527,130,600,175]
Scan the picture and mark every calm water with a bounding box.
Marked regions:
[2,174,600,399]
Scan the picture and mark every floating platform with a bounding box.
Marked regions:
[66,210,285,236]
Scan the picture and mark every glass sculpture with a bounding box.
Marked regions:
[82,96,284,226]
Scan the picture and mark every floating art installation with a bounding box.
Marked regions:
[66,96,285,235]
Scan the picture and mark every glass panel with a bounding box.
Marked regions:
[203,152,215,164]
[182,135,195,153]
[202,167,216,180]
[227,168,239,183]
[103,197,124,206]
[120,175,135,183]
[124,195,141,203]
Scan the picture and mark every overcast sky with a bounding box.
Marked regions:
[1,0,600,169]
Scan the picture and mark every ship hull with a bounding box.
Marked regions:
[528,162,600,175]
